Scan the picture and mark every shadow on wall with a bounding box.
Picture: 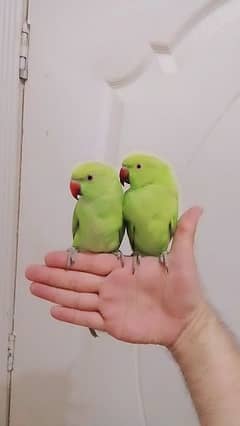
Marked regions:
[7,336,142,426]
[8,372,77,426]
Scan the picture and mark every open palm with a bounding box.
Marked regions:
[26,207,203,347]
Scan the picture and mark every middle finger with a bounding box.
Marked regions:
[26,265,101,293]
[30,283,99,311]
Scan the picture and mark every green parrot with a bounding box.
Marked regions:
[119,153,178,272]
[67,161,125,337]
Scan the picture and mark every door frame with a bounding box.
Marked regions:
[0,0,28,424]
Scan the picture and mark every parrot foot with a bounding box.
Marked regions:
[159,252,169,273]
[66,247,78,269]
[113,250,124,268]
[131,252,141,274]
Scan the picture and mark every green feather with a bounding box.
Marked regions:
[122,153,178,256]
[70,162,124,253]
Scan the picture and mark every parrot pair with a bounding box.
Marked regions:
[67,154,179,337]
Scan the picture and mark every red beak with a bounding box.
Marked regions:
[119,167,129,186]
[70,180,82,199]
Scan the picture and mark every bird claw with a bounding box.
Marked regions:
[113,250,125,268]
[159,252,169,273]
[131,252,141,274]
[66,247,78,269]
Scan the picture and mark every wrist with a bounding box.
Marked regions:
[170,300,215,359]
[170,301,240,425]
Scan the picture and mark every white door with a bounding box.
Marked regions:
[10,1,240,425]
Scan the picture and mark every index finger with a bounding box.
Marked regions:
[45,251,120,276]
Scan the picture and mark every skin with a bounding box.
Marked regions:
[26,207,240,425]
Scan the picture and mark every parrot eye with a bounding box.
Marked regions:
[87,175,93,181]
[136,164,142,169]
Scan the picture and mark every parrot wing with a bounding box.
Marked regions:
[119,220,126,245]
[72,203,79,240]
[123,185,178,254]
[123,191,138,251]
[126,221,135,251]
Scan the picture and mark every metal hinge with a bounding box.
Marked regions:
[7,333,16,372]
[19,22,30,81]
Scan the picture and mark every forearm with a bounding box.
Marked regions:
[171,303,240,426]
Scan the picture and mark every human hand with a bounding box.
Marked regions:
[26,207,204,347]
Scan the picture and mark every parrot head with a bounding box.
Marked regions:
[120,153,174,189]
[70,162,118,200]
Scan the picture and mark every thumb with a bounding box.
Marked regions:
[171,206,203,255]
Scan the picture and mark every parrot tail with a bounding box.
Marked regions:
[89,328,98,338]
